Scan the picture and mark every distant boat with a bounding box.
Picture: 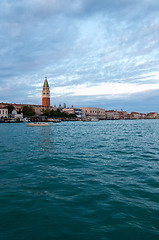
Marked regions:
[47,118,61,123]
[91,118,99,122]
[83,118,99,122]
[10,119,16,123]
[26,122,51,127]
[23,118,31,122]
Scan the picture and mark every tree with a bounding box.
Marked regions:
[22,106,35,117]
[17,109,22,114]
[5,104,14,114]
[68,114,77,118]
[50,110,66,118]
[42,109,50,116]
[50,110,77,119]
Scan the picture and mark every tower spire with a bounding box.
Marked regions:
[42,76,50,107]
[43,75,49,88]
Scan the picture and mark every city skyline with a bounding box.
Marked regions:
[1,0,159,112]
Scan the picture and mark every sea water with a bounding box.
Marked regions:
[0,120,159,240]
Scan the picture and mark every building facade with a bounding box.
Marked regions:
[105,110,120,120]
[80,107,106,120]
[105,109,129,120]
[42,76,50,107]
[10,110,23,120]
[147,112,158,119]
[130,112,147,119]
[0,103,44,115]
[0,108,8,119]
[63,108,84,119]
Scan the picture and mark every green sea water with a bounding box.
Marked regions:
[0,120,159,240]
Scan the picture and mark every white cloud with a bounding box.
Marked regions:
[1,0,159,111]
[53,81,159,98]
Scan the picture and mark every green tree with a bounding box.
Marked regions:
[5,104,14,114]
[42,109,50,116]
[68,114,77,118]
[17,109,22,114]
[50,110,66,118]
[22,106,35,117]
[50,110,77,119]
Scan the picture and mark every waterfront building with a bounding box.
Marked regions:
[10,110,23,121]
[0,108,8,119]
[105,109,128,120]
[131,112,140,119]
[57,104,63,112]
[147,112,158,119]
[42,76,50,108]
[130,112,147,119]
[74,109,83,119]
[118,109,128,119]
[80,107,106,120]
[63,108,74,115]
[105,110,120,120]
[0,103,55,116]
[0,103,44,115]
[127,114,131,119]
[63,108,84,119]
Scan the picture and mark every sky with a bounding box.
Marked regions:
[1,0,159,112]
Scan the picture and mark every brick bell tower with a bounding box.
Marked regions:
[42,76,50,107]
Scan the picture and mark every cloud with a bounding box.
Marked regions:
[53,80,159,98]
[1,0,159,111]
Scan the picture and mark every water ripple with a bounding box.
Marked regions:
[0,120,159,239]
